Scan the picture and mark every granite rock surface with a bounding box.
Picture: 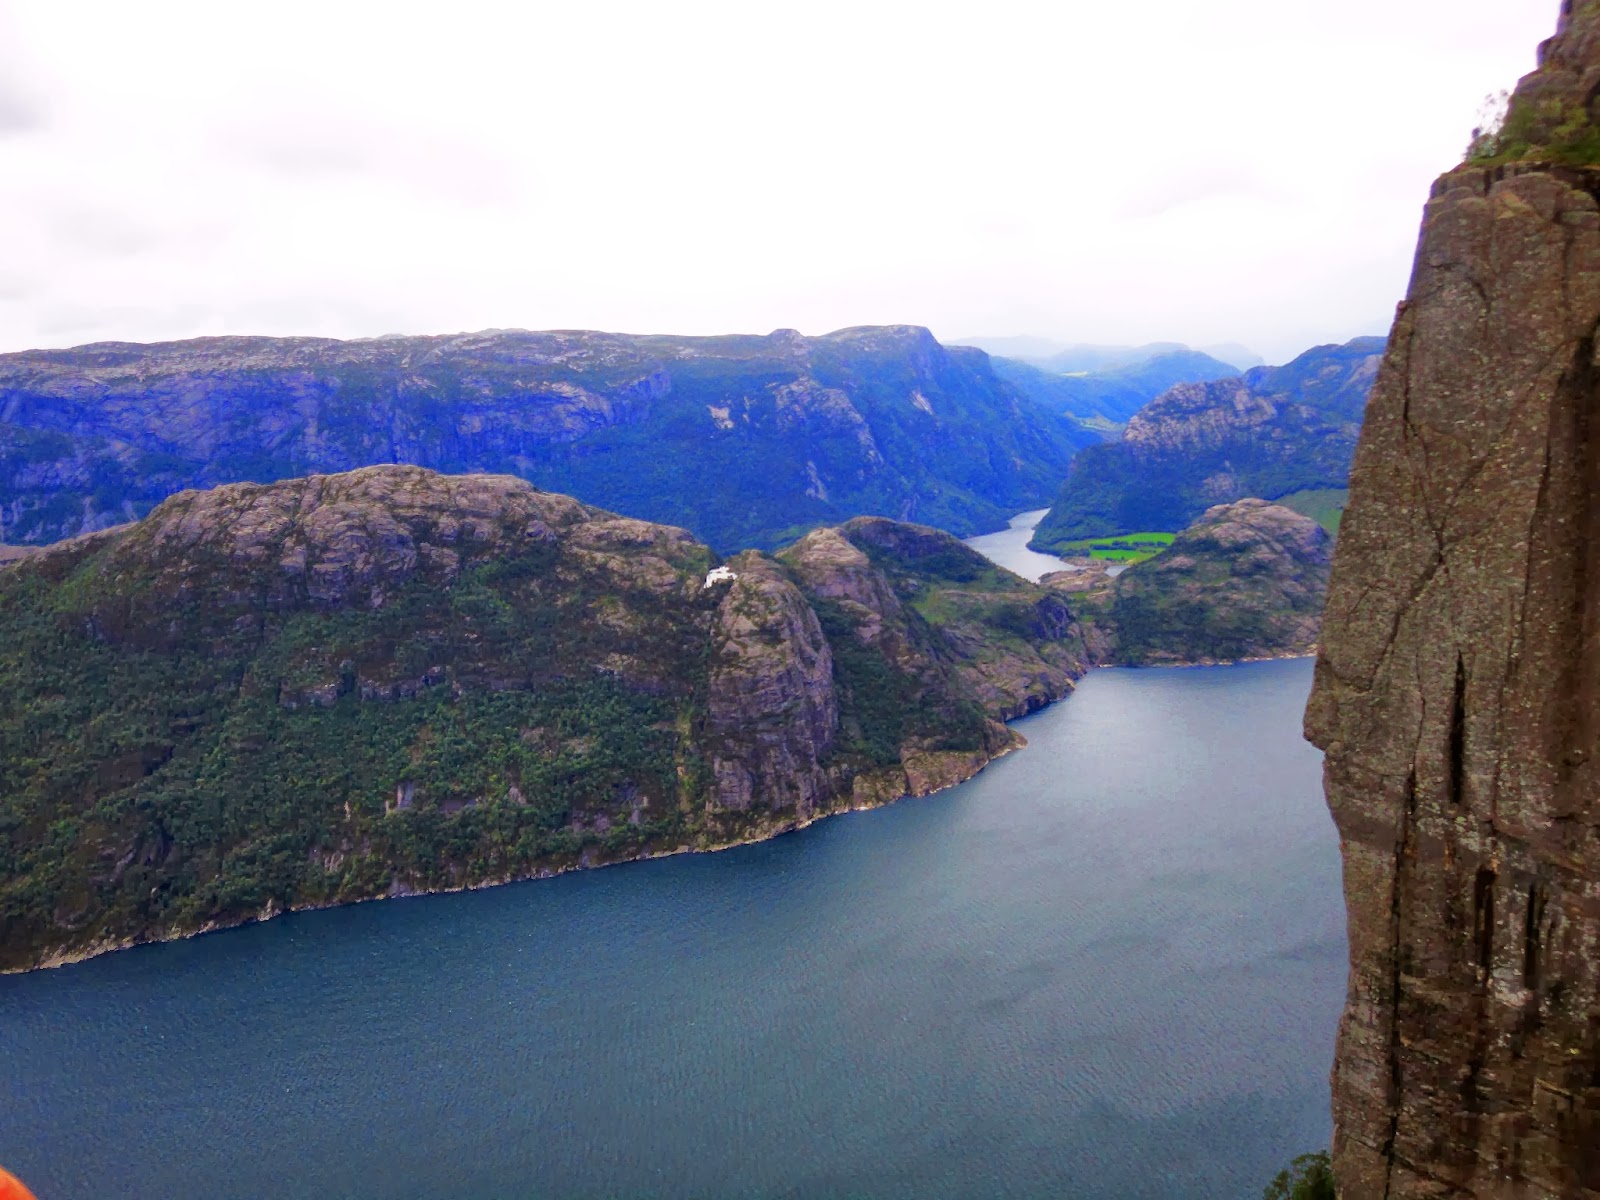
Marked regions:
[1306,4,1600,1194]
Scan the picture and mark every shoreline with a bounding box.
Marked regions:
[12,654,1317,976]
[12,735,1032,977]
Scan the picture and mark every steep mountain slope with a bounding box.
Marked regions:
[0,325,1094,554]
[1030,337,1384,550]
[0,465,1091,971]
[991,348,1243,426]
[1306,5,1600,1196]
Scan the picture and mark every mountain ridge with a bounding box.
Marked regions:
[1030,336,1385,550]
[990,348,1245,427]
[0,324,1094,555]
[0,462,1334,973]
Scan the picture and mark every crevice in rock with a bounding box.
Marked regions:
[1381,768,1419,1197]
[1473,866,1496,983]
[1552,327,1600,810]
[1449,654,1468,806]
[1523,879,1547,992]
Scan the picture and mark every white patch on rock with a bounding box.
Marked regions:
[804,460,829,501]
[703,565,738,589]
[387,780,417,814]
[707,404,734,430]
[910,389,934,415]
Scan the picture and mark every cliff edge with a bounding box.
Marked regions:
[1306,4,1600,1195]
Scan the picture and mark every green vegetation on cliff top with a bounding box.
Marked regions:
[1468,92,1600,167]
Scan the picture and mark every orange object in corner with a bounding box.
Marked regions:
[0,1166,36,1200]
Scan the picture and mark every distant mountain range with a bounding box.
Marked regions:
[0,325,1098,554]
[989,348,1245,427]
[953,337,1265,373]
[1030,336,1386,552]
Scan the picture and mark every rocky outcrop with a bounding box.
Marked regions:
[106,468,591,609]
[705,555,838,816]
[783,516,1091,720]
[0,325,1094,553]
[0,465,1093,972]
[1305,5,1600,1195]
[1031,338,1383,550]
[1060,500,1331,666]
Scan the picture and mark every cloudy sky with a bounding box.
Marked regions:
[0,0,1556,363]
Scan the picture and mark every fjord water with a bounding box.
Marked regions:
[962,507,1069,581]
[1,656,1344,1199]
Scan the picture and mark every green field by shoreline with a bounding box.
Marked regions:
[1056,532,1176,564]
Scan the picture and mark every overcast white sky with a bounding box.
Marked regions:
[0,0,1557,363]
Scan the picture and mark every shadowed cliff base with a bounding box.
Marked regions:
[1306,3,1600,1195]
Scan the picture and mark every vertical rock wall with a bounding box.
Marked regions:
[705,554,839,817]
[1306,5,1600,1195]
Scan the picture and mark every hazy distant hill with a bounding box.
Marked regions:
[1030,337,1386,550]
[991,348,1244,426]
[1198,343,1265,371]
[953,337,1263,374]
[0,325,1096,553]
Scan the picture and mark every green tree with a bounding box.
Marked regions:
[1263,1150,1335,1200]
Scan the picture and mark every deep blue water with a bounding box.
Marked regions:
[0,658,1345,1199]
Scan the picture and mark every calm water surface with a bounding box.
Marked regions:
[963,509,1069,582]
[1,657,1345,1199]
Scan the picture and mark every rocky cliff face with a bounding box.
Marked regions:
[704,555,838,817]
[1305,5,1600,1195]
[1031,338,1384,550]
[0,325,1093,553]
[0,465,1092,972]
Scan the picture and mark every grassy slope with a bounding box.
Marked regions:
[1274,488,1348,535]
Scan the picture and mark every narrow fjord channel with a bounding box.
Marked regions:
[1,517,1347,1200]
